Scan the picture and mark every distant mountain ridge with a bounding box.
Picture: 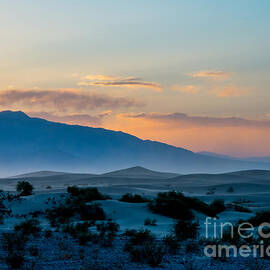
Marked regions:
[0,110,270,176]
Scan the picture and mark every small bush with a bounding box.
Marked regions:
[2,232,27,252]
[14,219,41,236]
[144,218,156,226]
[29,246,39,257]
[210,199,226,215]
[79,203,106,221]
[247,211,270,227]
[44,229,52,238]
[174,220,199,240]
[124,229,154,246]
[120,193,150,203]
[129,242,165,267]
[162,234,179,254]
[124,229,164,267]
[46,202,106,227]
[67,186,109,202]
[16,181,34,196]
[5,253,25,269]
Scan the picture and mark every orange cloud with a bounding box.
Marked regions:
[190,70,232,80]
[78,75,162,91]
[170,84,200,94]
[211,85,250,97]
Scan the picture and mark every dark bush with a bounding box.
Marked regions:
[174,220,199,240]
[79,203,106,221]
[16,181,34,196]
[163,234,179,254]
[124,229,155,246]
[14,219,41,236]
[129,242,165,267]
[124,229,164,267]
[144,218,156,226]
[46,201,106,227]
[120,193,150,203]
[96,221,119,247]
[67,186,109,202]
[5,253,25,269]
[210,199,226,215]
[46,205,74,226]
[2,232,27,252]
[149,191,216,220]
[247,211,270,227]
[227,186,234,193]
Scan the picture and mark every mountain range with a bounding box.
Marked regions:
[0,110,270,176]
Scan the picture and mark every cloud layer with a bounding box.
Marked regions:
[0,89,142,114]
[78,75,162,91]
[122,112,270,128]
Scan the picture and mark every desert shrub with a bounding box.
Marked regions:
[162,234,179,254]
[149,191,216,220]
[2,232,27,252]
[124,229,155,246]
[124,229,164,266]
[96,220,119,234]
[16,181,34,196]
[63,222,90,236]
[14,219,41,236]
[79,203,106,221]
[29,246,39,257]
[129,241,165,267]
[144,218,156,226]
[185,240,200,253]
[67,186,109,202]
[46,202,106,227]
[119,193,150,203]
[174,220,199,240]
[5,253,25,269]
[210,199,226,215]
[227,186,234,193]
[247,211,270,227]
[78,233,92,246]
[46,205,74,226]
[96,221,119,247]
[44,229,52,238]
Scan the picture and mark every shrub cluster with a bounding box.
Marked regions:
[124,229,165,267]
[2,219,41,269]
[16,181,34,196]
[46,202,106,227]
[149,191,217,220]
[67,186,109,203]
[119,193,150,203]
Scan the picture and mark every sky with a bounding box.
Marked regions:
[0,0,270,157]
